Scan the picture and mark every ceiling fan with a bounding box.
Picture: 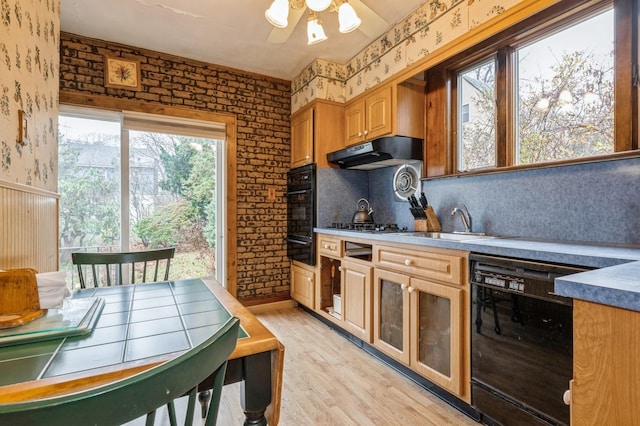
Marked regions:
[266,0,389,44]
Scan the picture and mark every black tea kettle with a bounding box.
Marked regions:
[352,198,374,224]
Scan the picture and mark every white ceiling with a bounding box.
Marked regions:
[60,0,426,81]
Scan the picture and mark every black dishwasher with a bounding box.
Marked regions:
[469,254,588,426]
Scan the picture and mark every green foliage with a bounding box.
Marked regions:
[159,142,197,196]
[58,145,120,253]
[133,199,197,248]
[183,144,216,218]
[204,194,217,249]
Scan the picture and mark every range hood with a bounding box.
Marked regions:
[327,136,424,170]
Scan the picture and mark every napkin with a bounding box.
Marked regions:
[36,271,70,309]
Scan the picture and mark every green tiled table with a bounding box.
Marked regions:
[0,278,284,426]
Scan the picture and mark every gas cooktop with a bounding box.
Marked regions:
[328,223,407,233]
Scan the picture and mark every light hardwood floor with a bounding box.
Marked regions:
[216,306,478,425]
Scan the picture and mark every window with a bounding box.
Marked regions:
[426,0,634,176]
[458,59,496,171]
[58,107,226,286]
[461,104,470,124]
[515,10,614,165]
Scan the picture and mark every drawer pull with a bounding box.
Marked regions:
[404,259,413,266]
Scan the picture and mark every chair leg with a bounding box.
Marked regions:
[145,410,156,426]
[167,401,177,426]
[204,362,229,426]
[183,388,197,426]
[198,390,211,419]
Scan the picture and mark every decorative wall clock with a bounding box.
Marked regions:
[104,56,141,90]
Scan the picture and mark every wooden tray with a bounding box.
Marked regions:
[0,310,47,329]
[0,297,105,347]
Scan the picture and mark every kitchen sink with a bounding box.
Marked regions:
[397,231,496,241]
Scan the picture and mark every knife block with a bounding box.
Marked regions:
[414,206,442,232]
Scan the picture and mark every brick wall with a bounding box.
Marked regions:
[59,32,291,302]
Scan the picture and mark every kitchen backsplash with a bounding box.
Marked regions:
[317,156,640,246]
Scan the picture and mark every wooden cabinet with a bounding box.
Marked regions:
[372,242,469,401]
[571,300,640,425]
[372,268,411,364]
[341,260,373,342]
[291,107,313,168]
[373,244,464,286]
[314,234,470,402]
[290,100,345,168]
[291,261,315,309]
[371,269,463,394]
[409,277,463,395]
[344,79,425,146]
[318,235,342,258]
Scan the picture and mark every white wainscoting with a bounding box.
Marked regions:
[0,180,59,272]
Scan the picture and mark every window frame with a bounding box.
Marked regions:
[425,0,637,177]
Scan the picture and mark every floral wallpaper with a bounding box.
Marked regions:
[292,0,521,113]
[0,0,59,191]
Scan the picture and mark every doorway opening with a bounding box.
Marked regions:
[58,106,226,287]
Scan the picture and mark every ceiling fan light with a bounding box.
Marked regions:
[338,2,361,33]
[265,0,290,28]
[305,0,332,12]
[307,16,328,45]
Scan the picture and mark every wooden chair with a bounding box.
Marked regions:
[72,247,176,288]
[0,316,239,426]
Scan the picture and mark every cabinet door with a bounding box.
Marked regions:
[365,86,392,140]
[341,261,372,342]
[291,107,313,168]
[373,268,410,364]
[291,263,315,309]
[345,100,365,145]
[409,277,463,396]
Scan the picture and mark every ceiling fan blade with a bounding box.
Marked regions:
[349,0,389,38]
[267,7,306,44]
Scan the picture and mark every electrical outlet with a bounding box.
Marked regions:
[267,186,276,201]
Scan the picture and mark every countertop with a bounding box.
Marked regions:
[315,227,640,312]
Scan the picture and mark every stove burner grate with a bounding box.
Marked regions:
[329,223,404,232]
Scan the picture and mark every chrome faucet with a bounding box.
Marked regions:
[451,204,472,233]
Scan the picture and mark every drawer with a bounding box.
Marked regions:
[318,235,342,257]
[373,245,464,285]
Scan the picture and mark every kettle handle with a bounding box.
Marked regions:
[357,198,370,211]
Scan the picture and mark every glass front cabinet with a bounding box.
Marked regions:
[373,269,463,396]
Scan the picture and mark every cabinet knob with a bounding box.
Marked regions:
[324,244,330,249]
[363,130,369,136]
[307,277,312,283]
[563,389,571,405]
[408,286,415,294]
[400,283,407,290]
[358,131,363,137]
[338,266,342,272]
[305,155,310,160]
[404,259,413,266]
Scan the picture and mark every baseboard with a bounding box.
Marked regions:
[247,299,297,314]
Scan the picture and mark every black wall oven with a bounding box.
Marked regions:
[470,254,588,426]
[286,164,316,266]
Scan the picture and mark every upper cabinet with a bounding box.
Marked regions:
[344,79,426,146]
[290,100,345,168]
